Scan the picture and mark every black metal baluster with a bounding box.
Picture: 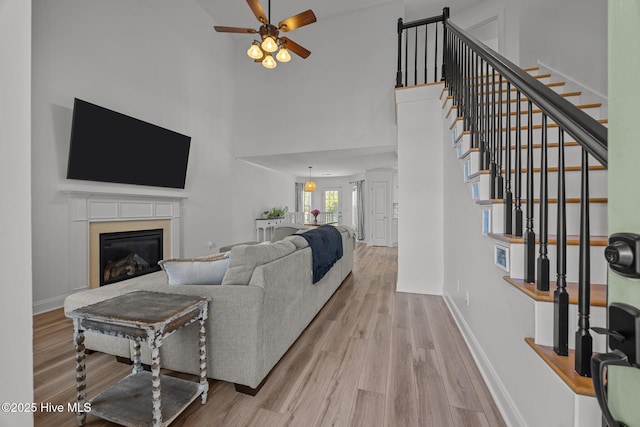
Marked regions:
[482,61,490,170]
[496,75,504,199]
[396,18,403,88]
[477,59,483,152]
[489,70,497,199]
[524,100,535,283]
[414,27,418,86]
[434,19,438,84]
[575,148,592,377]
[514,91,523,237]
[424,24,428,84]
[471,52,478,150]
[404,27,408,87]
[554,129,569,356]
[537,114,550,291]
[504,82,513,235]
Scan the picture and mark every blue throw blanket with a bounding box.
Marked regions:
[299,225,343,284]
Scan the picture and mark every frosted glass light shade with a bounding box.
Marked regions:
[276,48,291,62]
[247,42,264,60]
[262,54,277,69]
[261,36,277,53]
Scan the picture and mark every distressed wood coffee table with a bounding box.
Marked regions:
[68,291,209,427]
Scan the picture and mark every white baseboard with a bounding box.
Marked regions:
[444,294,528,427]
[396,280,442,295]
[32,294,69,315]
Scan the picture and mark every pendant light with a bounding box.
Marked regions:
[304,166,316,192]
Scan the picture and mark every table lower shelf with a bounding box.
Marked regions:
[88,371,205,427]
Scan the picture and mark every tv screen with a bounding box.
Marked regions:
[66,98,191,189]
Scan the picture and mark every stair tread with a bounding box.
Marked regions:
[469,164,606,180]
[504,276,606,307]
[488,232,608,246]
[525,338,595,397]
[504,118,608,132]
[503,103,601,117]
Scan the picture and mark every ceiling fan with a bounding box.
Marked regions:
[214,0,317,69]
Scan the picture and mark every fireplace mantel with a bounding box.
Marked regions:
[67,190,183,293]
[61,181,189,200]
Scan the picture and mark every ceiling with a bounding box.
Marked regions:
[240,146,398,179]
[196,0,481,178]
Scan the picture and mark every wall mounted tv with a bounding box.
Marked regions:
[66,98,191,189]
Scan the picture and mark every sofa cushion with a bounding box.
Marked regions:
[284,234,310,249]
[222,240,297,286]
[159,252,230,286]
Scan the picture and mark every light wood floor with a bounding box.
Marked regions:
[34,244,505,427]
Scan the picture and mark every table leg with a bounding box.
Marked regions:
[150,345,162,427]
[198,315,208,404]
[73,319,87,426]
[132,339,142,374]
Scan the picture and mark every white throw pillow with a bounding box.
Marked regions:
[159,252,230,285]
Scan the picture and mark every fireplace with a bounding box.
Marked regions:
[99,229,163,286]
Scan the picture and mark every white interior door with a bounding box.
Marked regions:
[371,180,389,246]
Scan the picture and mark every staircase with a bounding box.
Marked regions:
[395,9,609,427]
[441,62,609,382]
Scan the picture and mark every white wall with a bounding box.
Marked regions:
[31,1,294,312]
[0,0,34,425]
[519,0,607,97]
[452,0,607,96]
[230,1,403,159]
[395,85,444,295]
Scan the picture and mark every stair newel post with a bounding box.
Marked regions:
[537,113,550,291]
[495,75,504,199]
[575,147,593,377]
[395,18,404,88]
[489,71,497,199]
[524,100,536,283]
[504,81,513,235]
[514,90,523,237]
[554,128,569,356]
[441,7,449,81]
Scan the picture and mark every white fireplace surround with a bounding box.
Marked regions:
[67,189,183,294]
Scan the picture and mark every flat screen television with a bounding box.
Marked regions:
[66,98,191,189]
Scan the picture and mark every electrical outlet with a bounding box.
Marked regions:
[465,290,470,306]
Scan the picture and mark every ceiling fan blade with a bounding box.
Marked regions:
[278,10,317,32]
[280,37,311,59]
[214,26,257,34]
[246,0,268,24]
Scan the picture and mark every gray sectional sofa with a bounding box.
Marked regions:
[64,225,355,393]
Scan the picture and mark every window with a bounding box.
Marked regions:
[323,189,339,223]
[303,191,311,222]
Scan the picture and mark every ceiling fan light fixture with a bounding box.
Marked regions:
[276,47,291,62]
[247,41,264,60]
[261,35,278,53]
[262,53,277,69]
